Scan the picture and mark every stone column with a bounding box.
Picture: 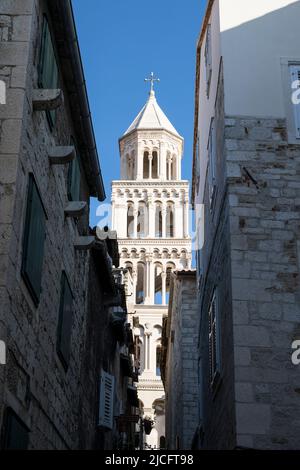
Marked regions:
[149,260,155,304]
[148,196,155,238]
[133,205,138,238]
[137,141,143,180]
[132,269,137,305]
[162,206,167,238]
[161,271,167,305]
[149,154,153,179]
[184,195,189,238]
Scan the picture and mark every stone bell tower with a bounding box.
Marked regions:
[111,74,192,449]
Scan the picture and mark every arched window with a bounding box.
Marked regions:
[155,203,163,238]
[166,203,174,238]
[143,151,149,179]
[171,155,177,180]
[166,152,171,180]
[152,151,158,179]
[166,264,175,304]
[125,262,133,276]
[127,203,134,238]
[154,264,163,305]
[156,345,162,376]
[137,203,147,237]
[136,263,146,304]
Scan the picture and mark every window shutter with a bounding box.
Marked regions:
[57,272,73,370]
[99,371,115,429]
[68,142,81,201]
[2,409,29,450]
[39,17,58,127]
[22,176,46,305]
[290,65,300,138]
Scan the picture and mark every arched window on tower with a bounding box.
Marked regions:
[155,203,163,238]
[166,203,174,238]
[127,203,134,238]
[129,151,135,179]
[136,262,146,304]
[166,263,175,304]
[154,263,163,305]
[156,344,162,376]
[143,151,149,179]
[152,151,158,179]
[171,155,177,180]
[137,203,147,238]
[166,152,171,180]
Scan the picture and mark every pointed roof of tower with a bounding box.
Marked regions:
[123,90,181,138]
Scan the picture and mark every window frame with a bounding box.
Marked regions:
[21,174,47,306]
[1,408,29,450]
[38,15,59,130]
[67,138,81,202]
[207,118,217,210]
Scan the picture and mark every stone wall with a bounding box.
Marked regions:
[226,116,300,449]
[165,272,198,449]
[0,0,98,449]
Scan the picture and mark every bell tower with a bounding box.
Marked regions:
[111,74,192,449]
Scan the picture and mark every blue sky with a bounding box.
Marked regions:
[72,0,205,227]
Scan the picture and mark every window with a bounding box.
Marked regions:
[171,155,177,180]
[136,263,145,304]
[156,345,162,376]
[208,118,217,208]
[57,272,73,370]
[21,175,47,306]
[155,204,163,237]
[290,65,300,138]
[1,408,29,450]
[143,151,150,179]
[98,370,115,429]
[67,139,81,201]
[38,16,59,128]
[127,203,134,238]
[208,289,221,385]
[204,24,212,98]
[154,264,163,305]
[137,203,147,237]
[166,204,174,237]
[152,151,158,179]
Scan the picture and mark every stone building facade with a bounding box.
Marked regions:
[0,0,134,450]
[192,0,300,449]
[161,270,198,450]
[112,85,192,449]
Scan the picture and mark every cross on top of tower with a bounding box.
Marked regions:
[144,72,160,94]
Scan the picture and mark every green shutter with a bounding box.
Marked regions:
[2,409,29,450]
[39,16,59,127]
[68,143,81,201]
[57,272,73,370]
[22,175,46,305]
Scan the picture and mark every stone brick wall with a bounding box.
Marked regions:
[0,0,100,449]
[226,116,300,449]
[165,272,198,449]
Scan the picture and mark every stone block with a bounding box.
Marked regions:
[12,15,32,42]
[234,325,271,347]
[235,382,254,403]
[234,347,251,366]
[0,0,34,15]
[232,278,272,302]
[236,403,271,435]
[0,42,29,66]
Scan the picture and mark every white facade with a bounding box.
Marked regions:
[195,0,300,205]
[112,88,192,449]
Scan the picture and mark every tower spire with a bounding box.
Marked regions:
[144,72,160,95]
